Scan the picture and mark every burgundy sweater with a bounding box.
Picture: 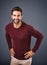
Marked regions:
[5,21,43,60]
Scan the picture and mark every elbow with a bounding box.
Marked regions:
[41,34,44,40]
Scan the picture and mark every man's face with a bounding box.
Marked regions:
[11,11,22,24]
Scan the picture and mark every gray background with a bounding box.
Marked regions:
[0,0,47,65]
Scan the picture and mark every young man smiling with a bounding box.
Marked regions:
[5,6,44,65]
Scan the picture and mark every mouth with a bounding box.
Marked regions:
[13,19,20,24]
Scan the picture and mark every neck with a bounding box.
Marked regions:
[13,21,22,29]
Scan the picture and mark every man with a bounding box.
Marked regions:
[5,6,44,65]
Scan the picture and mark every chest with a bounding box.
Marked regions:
[8,28,30,40]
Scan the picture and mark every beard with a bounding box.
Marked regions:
[13,19,21,24]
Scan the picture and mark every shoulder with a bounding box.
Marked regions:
[22,22,36,35]
[23,22,34,30]
[5,22,12,30]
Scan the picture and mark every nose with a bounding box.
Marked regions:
[15,16,19,19]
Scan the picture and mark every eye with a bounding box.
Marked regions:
[17,15,20,17]
[13,15,16,16]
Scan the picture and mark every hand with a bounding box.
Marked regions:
[24,50,35,59]
[9,48,15,57]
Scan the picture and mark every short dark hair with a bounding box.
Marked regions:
[11,6,22,15]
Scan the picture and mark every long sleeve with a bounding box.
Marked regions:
[30,26,44,53]
[5,28,12,50]
[5,22,44,60]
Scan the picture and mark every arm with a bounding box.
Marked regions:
[31,29,44,52]
[6,32,12,50]
[5,28,15,56]
[24,26,44,59]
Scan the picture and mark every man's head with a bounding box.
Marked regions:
[11,6,23,24]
